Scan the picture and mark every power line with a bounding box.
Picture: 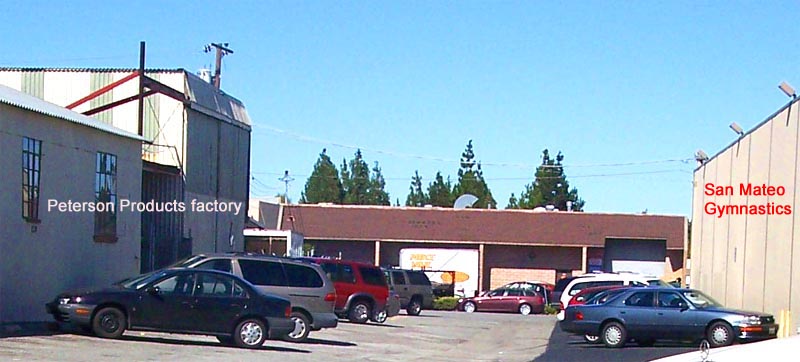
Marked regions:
[252,123,692,169]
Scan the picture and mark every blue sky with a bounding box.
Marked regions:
[4,1,800,217]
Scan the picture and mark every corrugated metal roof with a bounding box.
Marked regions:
[185,71,251,127]
[0,67,182,73]
[0,84,145,141]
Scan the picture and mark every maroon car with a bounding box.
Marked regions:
[457,287,545,315]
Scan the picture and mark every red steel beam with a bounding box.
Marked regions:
[83,89,157,116]
[66,71,139,110]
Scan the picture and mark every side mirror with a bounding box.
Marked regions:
[146,286,160,295]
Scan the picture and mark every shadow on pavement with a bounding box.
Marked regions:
[303,337,357,347]
[120,335,310,353]
[0,322,65,339]
[339,321,403,328]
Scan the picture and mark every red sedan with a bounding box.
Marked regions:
[457,287,545,315]
[567,285,627,307]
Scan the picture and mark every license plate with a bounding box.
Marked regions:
[769,327,776,334]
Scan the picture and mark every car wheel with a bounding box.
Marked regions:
[216,335,234,345]
[463,301,476,313]
[707,321,734,347]
[518,303,532,315]
[234,318,266,348]
[407,298,422,316]
[601,322,627,348]
[348,301,370,324]
[91,307,126,339]
[284,312,310,343]
[373,309,387,324]
[583,334,600,344]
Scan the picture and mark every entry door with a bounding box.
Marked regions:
[190,273,244,334]
[619,291,658,337]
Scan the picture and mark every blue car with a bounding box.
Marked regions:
[560,287,778,348]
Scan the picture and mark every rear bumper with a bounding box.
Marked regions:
[309,312,338,330]
[559,320,599,335]
[266,317,295,339]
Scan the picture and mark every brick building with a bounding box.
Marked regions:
[249,203,686,292]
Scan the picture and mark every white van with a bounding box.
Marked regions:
[556,273,650,321]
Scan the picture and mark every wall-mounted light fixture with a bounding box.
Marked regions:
[695,149,709,165]
[779,81,796,99]
[729,122,744,137]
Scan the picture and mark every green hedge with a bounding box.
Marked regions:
[432,297,459,311]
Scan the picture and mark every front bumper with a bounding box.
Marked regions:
[735,323,779,340]
[266,317,295,339]
[309,312,338,330]
[45,302,95,326]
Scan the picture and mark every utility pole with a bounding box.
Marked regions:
[278,170,295,204]
[137,41,145,136]
[204,43,234,89]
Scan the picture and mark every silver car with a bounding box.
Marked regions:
[172,253,338,342]
[383,268,434,316]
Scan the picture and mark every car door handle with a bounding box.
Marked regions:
[658,312,664,316]
[620,311,626,315]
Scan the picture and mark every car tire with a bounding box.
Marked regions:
[216,335,234,345]
[91,307,126,339]
[348,301,370,324]
[518,303,532,315]
[707,321,734,347]
[601,321,627,348]
[463,301,477,313]
[583,334,600,344]
[284,312,310,343]
[373,309,387,324]
[234,318,267,348]
[407,298,422,316]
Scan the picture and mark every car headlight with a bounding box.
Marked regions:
[58,296,83,304]
[457,298,464,303]
[745,315,761,325]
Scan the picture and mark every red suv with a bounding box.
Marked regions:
[302,258,389,324]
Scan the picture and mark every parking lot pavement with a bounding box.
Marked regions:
[533,324,697,362]
[0,311,555,362]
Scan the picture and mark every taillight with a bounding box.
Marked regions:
[324,293,336,302]
[575,311,584,321]
[285,306,292,318]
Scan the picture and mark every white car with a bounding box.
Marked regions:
[650,335,800,361]
[556,273,650,321]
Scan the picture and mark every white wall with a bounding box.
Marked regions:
[0,104,142,323]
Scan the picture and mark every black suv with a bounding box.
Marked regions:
[172,253,337,342]
[383,268,434,316]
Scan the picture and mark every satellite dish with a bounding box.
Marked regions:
[453,194,479,209]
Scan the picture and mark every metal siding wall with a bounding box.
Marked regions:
[743,122,771,312]
[711,151,732,304]
[726,136,751,309]
[764,105,797,318]
[89,72,113,124]
[143,74,161,141]
[21,71,44,98]
[43,72,91,110]
[0,71,23,90]
[699,161,717,295]
[690,169,705,289]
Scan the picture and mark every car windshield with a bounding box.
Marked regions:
[682,290,722,308]
[586,288,626,304]
[169,255,206,268]
[120,270,168,290]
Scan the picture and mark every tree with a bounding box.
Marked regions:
[367,161,390,205]
[427,172,454,207]
[405,170,428,207]
[300,148,343,204]
[341,149,390,205]
[512,149,585,211]
[452,140,496,209]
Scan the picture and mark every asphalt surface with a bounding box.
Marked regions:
[533,324,698,362]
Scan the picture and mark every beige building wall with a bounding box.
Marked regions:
[691,99,800,335]
[0,103,142,323]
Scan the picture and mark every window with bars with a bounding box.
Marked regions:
[94,152,117,241]
[22,137,42,222]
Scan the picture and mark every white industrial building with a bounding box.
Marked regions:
[0,68,252,272]
[0,84,144,323]
[691,94,800,336]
